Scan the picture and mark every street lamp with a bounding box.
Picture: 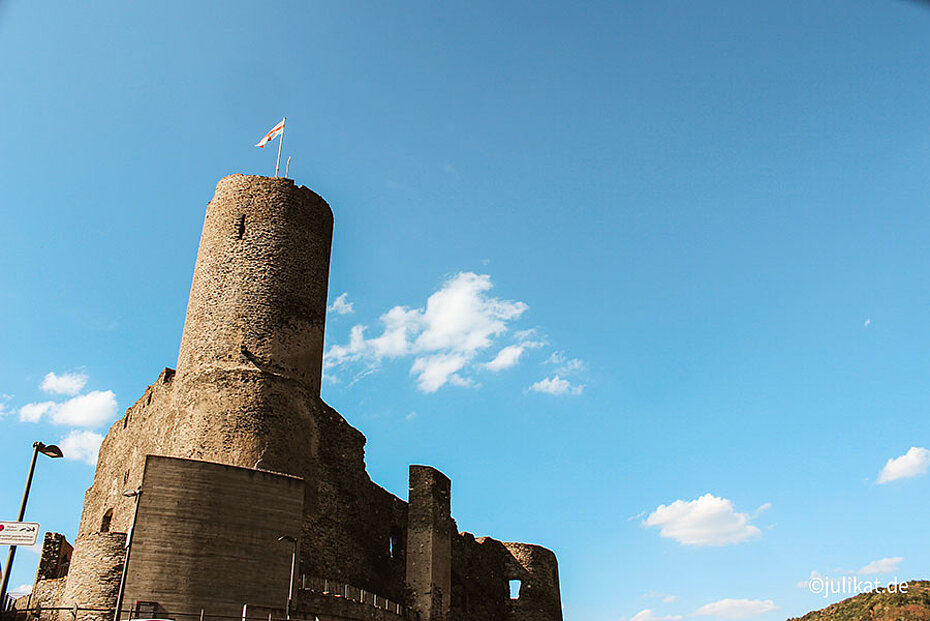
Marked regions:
[0,441,64,608]
[112,488,142,621]
[277,535,298,620]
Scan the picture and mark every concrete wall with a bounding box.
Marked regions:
[122,455,304,619]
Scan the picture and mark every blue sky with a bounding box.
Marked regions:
[2,1,930,619]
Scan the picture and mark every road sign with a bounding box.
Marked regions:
[0,522,40,546]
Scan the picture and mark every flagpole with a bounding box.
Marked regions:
[285,156,292,178]
[275,117,286,177]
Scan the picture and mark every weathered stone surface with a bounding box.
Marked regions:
[407,466,452,621]
[57,532,125,621]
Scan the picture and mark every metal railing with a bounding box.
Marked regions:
[297,575,408,618]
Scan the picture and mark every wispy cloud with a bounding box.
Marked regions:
[877,447,930,484]
[643,494,765,547]
[629,610,682,621]
[858,557,904,575]
[642,591,677,604]
[328,292,354,315]
[691,599,778,619]
[484,336,546,373]
[529,375,584,396]
[40,371,87,396]
[546,351,585,375]
[325,272,530,392]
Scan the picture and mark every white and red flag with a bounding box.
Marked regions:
[255,118,285,148]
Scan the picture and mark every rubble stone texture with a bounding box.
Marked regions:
[36,174,562,621]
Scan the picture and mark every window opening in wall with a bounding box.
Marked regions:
[100,508,113,533]
[389,527,403,559]
[235,214,246,239]
[509,579,521,600]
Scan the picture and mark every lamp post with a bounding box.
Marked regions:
[0,441,64,609]
[277,535,298,620]
[112,488,142,621]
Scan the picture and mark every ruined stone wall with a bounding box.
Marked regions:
[57,532,126,621]
[406,466,453,621]
[35,533,72,581]
[502,543,562,621]
[76,368,177,538]
[28,577,67,612]
[299,400,409,602]
[449,534,508,621]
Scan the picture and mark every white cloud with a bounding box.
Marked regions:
[60,430,104,466]
[643,494,763,546]
[484,345,526,372]
[877,447,930,484]
[20,391,117,427]
[325,272,530,392]
[484,339,545,372]
[410,353,471,393]
[529,375,584,396]
[692,599,778,619]
[9,584,32,598]
[40,371,87,396]
[19,401,55,423]
[642,591,677,604]
[858,557,904,575]
[864,318,871,327]
[629,610,682,621]
[327,292,354,315]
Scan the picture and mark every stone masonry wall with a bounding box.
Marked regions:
[406,466,453,621]
[502,543,562,621]
[57,532,126,621]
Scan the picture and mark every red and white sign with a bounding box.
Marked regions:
[0,522,40,546]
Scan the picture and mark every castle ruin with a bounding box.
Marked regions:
[27,175,562,621]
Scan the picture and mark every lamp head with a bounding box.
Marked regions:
[122,488,141,498]
[35,442,64,458]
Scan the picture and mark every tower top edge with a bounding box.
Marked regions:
[215,173,329,204]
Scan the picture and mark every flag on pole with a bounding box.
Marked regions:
[255,118,285,148]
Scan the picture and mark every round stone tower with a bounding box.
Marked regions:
[171,174,333,473]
